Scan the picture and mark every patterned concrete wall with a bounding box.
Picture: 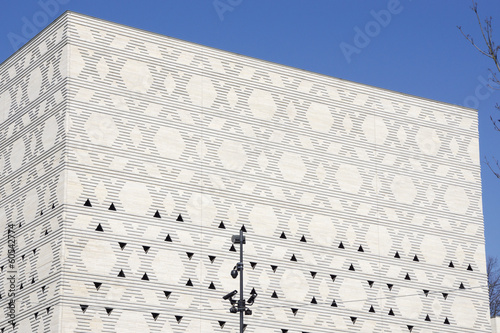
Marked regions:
[0,11,492,332]
[0,13,68,333]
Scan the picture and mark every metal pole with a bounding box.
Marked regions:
[239,228,244,333]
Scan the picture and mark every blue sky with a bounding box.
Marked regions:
[1,0,500,260]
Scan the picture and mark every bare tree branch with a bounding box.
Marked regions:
[460,1,500,178]
[488,256,500,317]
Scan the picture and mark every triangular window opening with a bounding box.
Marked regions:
[108,203,116,211]
[280,232,287,239]
[218,221,226,229]
[176,214,183,222]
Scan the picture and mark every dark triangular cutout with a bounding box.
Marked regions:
[358,245,364,252]
[310,296,317,304]
[350,317,357,324]
[52,203,55,209]
[218,321,226,329]
[407,325,414,332]
[243,324,247,332]
[271,291,278,298]
[46,307,50,314]
[95,224,103,232]
[368,280,374,288]
[338,242,345,249]
[467,264,473,271]
[290,254,297,262]
[423,290,429,297]
[330,274,337,282]
[84,199,92,207]
[40,210,43,216]
[310,271,317,279]
[45,230,49,235]
[218,221,226,229]
[251,288,257,295]
[387,284,393,290]
[300,235,307,242]
[425,314,431,321]
[176,214,183,222]
[80,305,88,313]
[33,249,36,255]
[186,252,194,260]
[413,255,419,262]
[388,308,395,316]
[151,313,159,321]
[405,273,411,280]
[394,251,400,258]
[154,210,161,218]
[291,308,298,316]
[240,225,247,232]
[175,315,183,323]
[208,255,216,263]
[369,305,375,313]
[41,286,46,293]
[271,265,278,273]
[93,282,102,290]
[449,261,455,268]
[119,242,127,250]
[280,231,287,239]
[349,264,355,271]
[143,246,150,254]
[164,291,171,299]
[250,262,257,269]
[19,283,23,290]
[21,254,25,261]
[32,278,35,284]
[118,269,125,278]
[459,282,465,289]
[208,282,216,289]
[108,203,116,211]
[281,330,288,333]
[105,307,113,315]
[34,312,38,319]
[186,279,193,286]
[165,234,172,242]
[229,244,236,252]
[442,293,448,300]
[142,273,149,281]
[331,300,338,307]
[444,317,450,324]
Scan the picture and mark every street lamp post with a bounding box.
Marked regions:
[222,229,257,333]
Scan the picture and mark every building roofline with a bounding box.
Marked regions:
[1,10,476,112]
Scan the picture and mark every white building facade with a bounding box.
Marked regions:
[0,11,492,333]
